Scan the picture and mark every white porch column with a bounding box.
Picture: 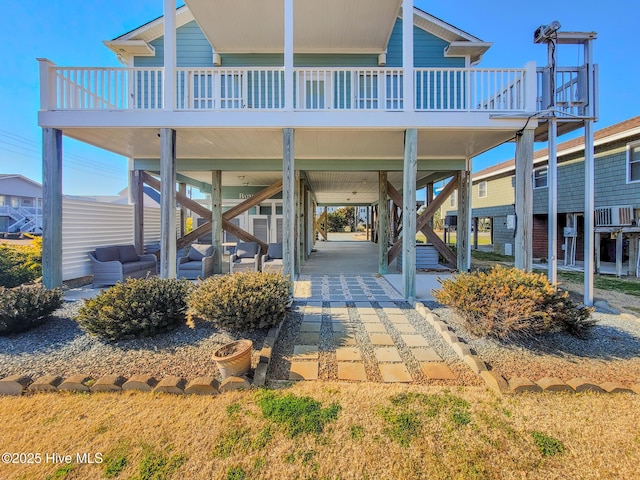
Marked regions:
[42,128,63,288]
[402,0,414,112]
[283,128,295,280]
[160,128,177,278]
[402,129,418,300]
[457,168,471,272]
[514,129,534,271]
[583,39,596,305]
[211,170,223,274]
[378,171,389,274]
[163,0,176,111]
[284,0,294,110]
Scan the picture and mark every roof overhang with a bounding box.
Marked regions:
[184,0,402,54]
[104,40,155,63]
[445,42,492,65]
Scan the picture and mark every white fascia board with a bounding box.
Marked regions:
[444,42,492,64]
[103,40,155,63]
[111,5,193,43]
[473,125,640,182]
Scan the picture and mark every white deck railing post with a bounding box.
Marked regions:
[163,0,176,110]
[524,61,538,112]
[37,58,56,110]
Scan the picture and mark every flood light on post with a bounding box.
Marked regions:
[534,21,561,43]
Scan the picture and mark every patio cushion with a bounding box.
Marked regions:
[266,243,283,259]
[118,245,140,263]
[236,242,258,258]
[121,261,150,274]
[188,244,213,261]
[95,246,119,263]
[179,260,202,271]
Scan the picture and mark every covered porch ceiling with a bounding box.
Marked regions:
[183,0,402,53]
[61,126,519,205]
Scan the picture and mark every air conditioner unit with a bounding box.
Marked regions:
[595,205,634,227]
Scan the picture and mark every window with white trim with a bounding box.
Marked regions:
[450,190,457,208]
[628,141,640,183]
[478,181,487,198]
[533,166,548,189]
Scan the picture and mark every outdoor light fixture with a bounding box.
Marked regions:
[534,21,561,43]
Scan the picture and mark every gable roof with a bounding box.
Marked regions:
[106,4,489,61]
[0,174,42,189]
[473,116,640,182]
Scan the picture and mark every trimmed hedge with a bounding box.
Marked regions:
[0,236,42,287]
[75,277,192,340]
[188,272,291,331]
[0,284,63,335]
[434,265,594,340]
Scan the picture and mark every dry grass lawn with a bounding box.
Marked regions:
[0,382,638,480]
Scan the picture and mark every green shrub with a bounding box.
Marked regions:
[433,265,594,340]
[188,272,291,331]
[0,236,42,287]
[0,284,63,335]
[75,277,192,340]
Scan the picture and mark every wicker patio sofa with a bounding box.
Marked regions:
[88,245,157,287]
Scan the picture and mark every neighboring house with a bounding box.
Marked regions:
[0,174,43,234]
[37,0,597,298]
[443,116,640,276]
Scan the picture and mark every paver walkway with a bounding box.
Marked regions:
[284,274,463,383]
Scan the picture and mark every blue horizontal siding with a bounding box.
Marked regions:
[135,21,213,68]
[386,19,465,68]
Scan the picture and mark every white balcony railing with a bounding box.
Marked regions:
[41,63,530,113]
[536,65,597,117]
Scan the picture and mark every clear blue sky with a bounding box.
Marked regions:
[1,0,638,195]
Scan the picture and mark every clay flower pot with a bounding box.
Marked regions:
[212,339,253,379]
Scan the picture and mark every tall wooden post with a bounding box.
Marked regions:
[283,128,295,280]
[178,182,187,237]
[378,171,389,274]
[211,170,223,273]
[457,169,471,272]
[160,128,177,278]
[131,169,144,254]
[323,206,328,241]
[426,182,434,229]
[514,129,534,271]
[366,206,370,241]
[294,173,301,273]
[402,129,417,299]
[42,128,63,288]
[473,217,479,250]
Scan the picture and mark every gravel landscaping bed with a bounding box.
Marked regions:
[268,301,483,386]
[427,302,640,385]
[0,301,267,381]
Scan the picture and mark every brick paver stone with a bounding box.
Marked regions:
[401,334,430,347]
[0,374,32,395]
[374,347,402,362]
[333,333,357,346]
[358,314,382,323]
[28,375,63,392]
[219,376,252,392]
[536,377,573,392]
[153,376,187,394]
[289,361,319,380]
[58,374,92,392]
[387,314,411,324]
[369,333,395,346]
[296,332,320,345]
[91,374,126,392]
[300,322,322,332]
[338,362,367,381]
[336,347,362,361]
[566,378,605,393]
[185,377,220,395]
[332,322,356,333]
[122,375,158,391]
[293,345,319,360]
[356,307,376,315]
[394,324,416,334]
[379,364,413,383]
[364,323,387,333]
[411,347,442,362]
[421,362,457,380]
[303,314,323,323]
[509,378,543,393]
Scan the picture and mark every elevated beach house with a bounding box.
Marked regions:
[37,0,597,300]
